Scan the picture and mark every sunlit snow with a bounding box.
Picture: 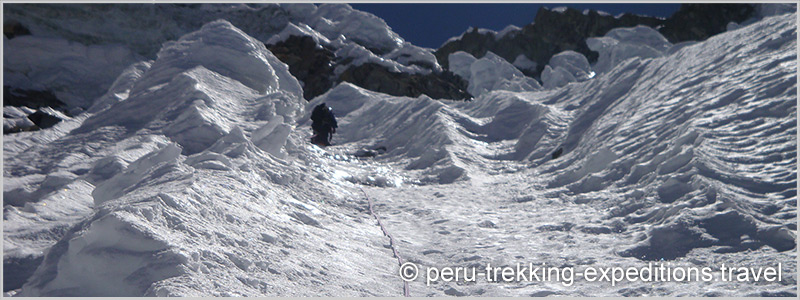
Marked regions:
[3,4,796,297]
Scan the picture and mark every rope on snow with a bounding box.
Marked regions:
[360,187,410,297]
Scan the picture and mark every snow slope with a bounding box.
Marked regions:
[7,20,399,297]
[3,35,143,109]
[3,9,797,298]
[4,3,442,112]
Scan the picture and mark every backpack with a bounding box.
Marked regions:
[311,103,327,123]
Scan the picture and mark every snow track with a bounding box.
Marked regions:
[361,188,410,297]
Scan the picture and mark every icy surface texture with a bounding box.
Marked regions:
[587,25,672,74]
[541,50,593,89]
[454,52,542,97]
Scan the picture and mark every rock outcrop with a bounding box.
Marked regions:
[435,6,665,77]
[435,4,757,78]
[267,36,336,100]
[3,87,69,134]
[659,4,756,43]
[337,63,471,100]
[3,20,31,39]
[267,35,471,101]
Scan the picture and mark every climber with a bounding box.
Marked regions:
[310,102,338,146]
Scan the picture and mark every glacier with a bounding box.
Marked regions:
[2,4,797,297]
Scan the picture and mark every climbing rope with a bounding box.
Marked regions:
[360,187,410,297]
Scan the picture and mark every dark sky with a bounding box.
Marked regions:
[351,3,681,49]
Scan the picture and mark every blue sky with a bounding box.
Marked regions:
[351,3,681,49]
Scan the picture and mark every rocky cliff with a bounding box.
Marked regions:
[435,4,757,78]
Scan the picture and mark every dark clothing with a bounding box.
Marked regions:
[310,103,337,146]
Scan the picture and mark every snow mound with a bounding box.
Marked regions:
[497,25,521,40]
[541,13,797,259]
[15,20,397,296]
[3,106,36,131]
[541,50,594,89]
[512,54,538,73]
[265,22,332,47]
[541,66,576,89]
[92,143,183,205]
[587,25,672,74]
[384,43,442,72]
[87,61,153,114]
[447,51,477,81]
[76,20,303,155]
[305,3,404,54]
[466,52,542,97]
[5,22,307,292]
[333,40,435,76]
[132,20,301,96]
[306,83,467,184]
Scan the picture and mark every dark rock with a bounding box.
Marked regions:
[27,110,62,129]
[354,146,388,158]
[538,222,575,232]
[436,4,756,79]
[436,6,665,78]
[3,87,70,134]
[3,86,66,110]
[338,63,471,100]
[659,4,756,43]
[291,211,321,227]
[760,291,797,297]
[3,254,43,292]
[267,36,336,100]
[3,20,31,39]
[422,249,443,255]
[578,225,612,234]
[477,220,496,228]
[444,287,467,297]
[551,147,563,159]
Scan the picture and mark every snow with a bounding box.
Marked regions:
[4,8,797,298]
[496,25,521,40]
[305,3,404,54]
[3,35,143,109]
[92,143,183,205]
[542,65,577,89]
[333,42,433,76]
[139,20,300,96]
[3,107,36,132]
[587,25,672,74]
[265,22,332,47]
[447,51,477,81]
[4,3,427,114]
[302,83,466,185]
[549,50,592,80]
[384,43,442,72]
[466,52,542,96]
[541,50,593,89]
[585,9,611,16]
[77,44,299,152]
[442,27,501,48]
[756,3,797,19]
[511,54,538,73]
